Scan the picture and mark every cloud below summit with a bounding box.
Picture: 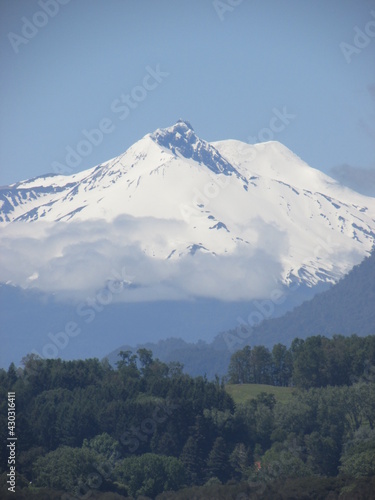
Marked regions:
[0,217,285,302]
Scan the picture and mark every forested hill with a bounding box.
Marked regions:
[1,337,375,499]
[240,248,375,348]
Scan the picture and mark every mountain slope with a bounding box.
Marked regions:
[234,247,375,349]
[1,120,375,302]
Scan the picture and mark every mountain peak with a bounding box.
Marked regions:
[150,120,196,148]
[176,119,194,131]
[2,120,375,307]
[150,120,238,176]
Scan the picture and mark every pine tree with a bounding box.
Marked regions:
[206,436,231,483]
[229,442,251,480]
[180,436,203,485]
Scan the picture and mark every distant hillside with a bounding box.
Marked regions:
[239,247,375,348]
[105,336,232,380]
[105,249,375,379]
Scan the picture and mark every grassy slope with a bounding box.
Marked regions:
[225,383,295,405]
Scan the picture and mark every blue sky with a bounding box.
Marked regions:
[1,0,374,192]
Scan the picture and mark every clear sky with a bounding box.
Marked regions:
[1,0,374,193]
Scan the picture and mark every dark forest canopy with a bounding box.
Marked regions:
[0,336,374,498]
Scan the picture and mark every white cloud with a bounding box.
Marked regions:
[0,216,287,302]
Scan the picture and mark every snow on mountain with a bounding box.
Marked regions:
[1,120,375,301]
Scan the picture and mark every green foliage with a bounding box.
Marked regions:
[180,436,202,485]
[340,448,375,478]
[229,442,251,480]
[272,343,293,386]
[206,437,231,482]
[228,334,375,390]
[32,445,100,494]
[228,345,273,385]
[228,345,252,384]
[114,453,186,497]
[292,335,329,388]
[83,433,121,461]
[259,442,313,479]
[340,427,375,478]
[305,431,340,476]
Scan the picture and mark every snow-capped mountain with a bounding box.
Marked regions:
[1,120,375,300]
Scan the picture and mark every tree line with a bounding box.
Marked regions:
[227,334,375,388]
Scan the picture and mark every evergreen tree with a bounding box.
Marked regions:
[180,436,202,485]
[206,437,230,483]
[229,442,251,480]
